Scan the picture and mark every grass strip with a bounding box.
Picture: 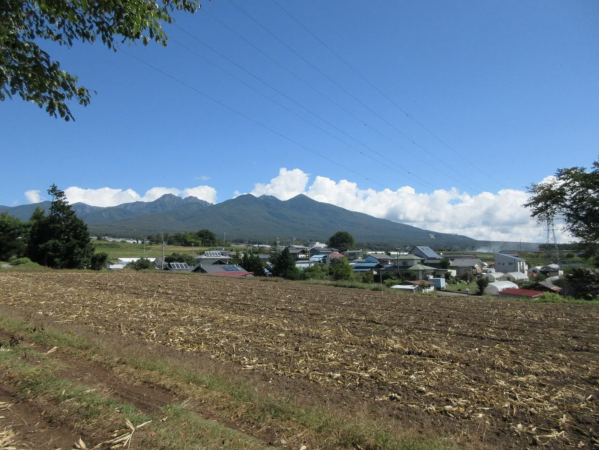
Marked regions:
[0,340,270,450]
[0,313,457,450]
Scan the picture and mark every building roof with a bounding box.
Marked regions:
[193,264,252,276]
[395,254,423,261]
[368,253,392,260]
[407,264,437,271]
[499,289,543,298]
[410,246,441,259]
[538,280,562,292]
[389,285,417,290]
[495,253,525,262]
[406,280,434,286]
[329,252,345,259]
[450,258,482,268]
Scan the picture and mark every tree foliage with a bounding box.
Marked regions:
[197,229,216,247]
[270,246,298,280]
[240,251,266,276]
[26,185,94,268]
[525,158,599,244]
[326,231,355,253]
[1,0,200,120]
[329,257,353,281]
[301,263,329,280]
[165,252,195,266]
[476,277,489,296]
[0,212,28,261]
[90,251,108,270]
[126,258,155,270]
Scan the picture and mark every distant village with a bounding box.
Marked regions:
[104,239,564,299]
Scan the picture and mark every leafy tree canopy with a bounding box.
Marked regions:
[1,0,200,121]
[197,229,216,246]
[27,184,94,268]
[326,231,355,253]
[0,212,28,261]
[329,257,353,281]
[525,158,599,244]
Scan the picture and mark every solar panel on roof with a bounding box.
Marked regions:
[222,265,242,272]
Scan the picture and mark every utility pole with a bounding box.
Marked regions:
[161,233,165,271]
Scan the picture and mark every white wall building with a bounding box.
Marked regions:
[494,253,528,274]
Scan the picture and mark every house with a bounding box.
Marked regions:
[362,253,392,265]
[351,256,383,274]
[409,246,442,267]
[288,247,310,261]
[449,258,484,277]
[405,264,437,280]
[405,280,435,293]
[484,281,518,295]
[343,249,364,261]
[392,254,423,269]
[494,253,528,274]
[164,262,194,273]
[192,264,253,277]
[326,252,346,265]
[195,251,231,266]
[309,247,338,257]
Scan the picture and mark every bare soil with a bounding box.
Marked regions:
[0,271,598,449]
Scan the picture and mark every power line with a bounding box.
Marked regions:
[201,6,472,190]
[120,51,528,240]
[171,28,437,190]
[228,0,483,191]
[120,48,389,191]
[269,0,506,189]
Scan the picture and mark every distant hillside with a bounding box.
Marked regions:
[1,194,539,250]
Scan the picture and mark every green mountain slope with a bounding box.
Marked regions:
[85,194,478,247]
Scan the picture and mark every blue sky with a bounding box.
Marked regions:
[2,0,598,242]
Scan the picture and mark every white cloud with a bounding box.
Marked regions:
[142,187,180,202]
[27,184,218,207]
[251,168,309,200]
[182,186,217,203]
[25,190,43,203]
[249,168,569,243]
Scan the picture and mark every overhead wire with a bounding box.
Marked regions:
[171,27,437,190]
[201,6,470,190]
[121,47,521,240]
[120,48,388,191]
[228,0,484,191]
[269,0,506,188]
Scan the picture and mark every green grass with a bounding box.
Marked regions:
[94,241,206,260]
[0,313,456,450]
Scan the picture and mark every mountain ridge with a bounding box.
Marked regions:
[1,194,537,249]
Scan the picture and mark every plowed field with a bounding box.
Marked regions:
[1,271,597,449]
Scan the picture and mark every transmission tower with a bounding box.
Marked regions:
[545,218,561,267]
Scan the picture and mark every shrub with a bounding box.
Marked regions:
[126,258,155,271]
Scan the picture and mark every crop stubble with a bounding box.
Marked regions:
[0,271,597,448]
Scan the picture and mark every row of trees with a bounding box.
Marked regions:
[145,229,217,247]
[0,185,106,269]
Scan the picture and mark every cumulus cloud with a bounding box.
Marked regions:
[250,168,567,243]
[27,184,219,207]
[182,186,217,203]
[251,168,310,200]
[24,190,43,203]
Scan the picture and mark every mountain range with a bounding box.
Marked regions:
[0,194,537,249]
